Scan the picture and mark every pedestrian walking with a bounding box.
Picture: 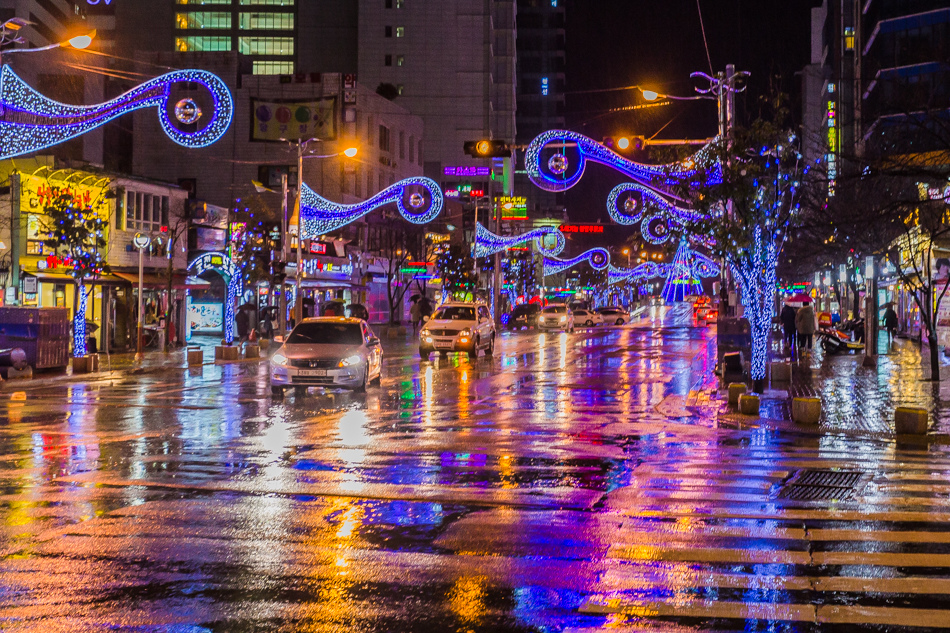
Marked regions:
[410,299,422,334]
[882,305,899,342]
[235,308,250,342]
[795,301,816,351]
[780,303,798,356]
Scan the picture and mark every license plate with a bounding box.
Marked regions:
[435,342,454,349]
[297,369,327,376]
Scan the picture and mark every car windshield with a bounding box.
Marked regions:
[433,307,475,320]
[543,306,567,314]
[287,322,363,345]
[512,305,536,315]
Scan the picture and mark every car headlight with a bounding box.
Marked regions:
[339,354,362,367]
[559,316,566,322]
[424,336,433,343]
[459,329,472,337]
[272,353,288,366]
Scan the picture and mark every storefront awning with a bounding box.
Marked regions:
[112,273,210,289]
[300,279,368,291]
[24,271,130,286]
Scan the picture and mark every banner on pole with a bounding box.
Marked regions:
[251,97,337,142]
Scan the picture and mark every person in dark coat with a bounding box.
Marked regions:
[882,305,899,341]
[780,303,798,356]
[235,308,250,342]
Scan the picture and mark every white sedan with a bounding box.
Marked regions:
[270,317,383,395]
[572,309,604,327]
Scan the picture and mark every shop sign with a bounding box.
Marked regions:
[23,277,37,293]
[191,252,228,277]
[188,302,222,332]
[559,224,604,234]
[310,242,327,254]
[443,166,491,177]
[301,259,353,275]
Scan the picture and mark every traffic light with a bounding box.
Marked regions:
[464,139,510,158]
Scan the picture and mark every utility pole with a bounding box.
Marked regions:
[279,172,288,335]
[294,140,304,325]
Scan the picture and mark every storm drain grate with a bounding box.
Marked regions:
[775,470,865,502]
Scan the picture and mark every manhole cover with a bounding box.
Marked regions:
[774,470,865,501]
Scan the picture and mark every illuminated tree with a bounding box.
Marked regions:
[42,190,109,358]
[681,113,807,387]
[437,244,476,300]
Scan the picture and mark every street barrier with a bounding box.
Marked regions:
[187,347,204,366]
[791,397,821,425]
[728,382,747,406]
[215,345,239,361]
[738,393,760,416]
[895,407,929,435]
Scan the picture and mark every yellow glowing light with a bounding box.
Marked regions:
[343,147,358,158]
[641,89,659,101]
[476,140,491,155]
[617,137,630,150]
[68,31,95,49]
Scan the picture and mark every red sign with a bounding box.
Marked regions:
[309,242,327,254]
[559,224,604,234]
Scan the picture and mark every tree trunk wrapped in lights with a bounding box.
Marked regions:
[42,191,109,358]
[677,108,809,384]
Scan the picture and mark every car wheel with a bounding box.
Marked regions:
[486,334,495,356]
[271,386,284,397]
[420,348,430,360]
[469,337,479,358]
[355,368,367,393]
[585,319,593,326]
[615,318,624,325]
[370,369,382,386]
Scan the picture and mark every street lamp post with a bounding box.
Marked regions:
[133,233,150,360]
[279,172,288,335]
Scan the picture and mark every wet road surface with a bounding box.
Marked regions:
[3,306,950,631]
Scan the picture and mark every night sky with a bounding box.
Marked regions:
[562,0,818,231]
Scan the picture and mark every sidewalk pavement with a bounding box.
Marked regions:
[742,334,950,436]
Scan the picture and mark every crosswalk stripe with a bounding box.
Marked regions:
[613,503,950,523]
[599,569,950,595]
[616,525,950,544]
[579,598,950,627]
[609,544,811,565]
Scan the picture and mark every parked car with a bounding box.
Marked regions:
[538,304,574,332]
[507,303,542,330]
[270,318,382,395]
[596,306,631,325]
[572,309,604,327]
[419,302,496,359]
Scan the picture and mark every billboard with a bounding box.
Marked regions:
[251,97,337,142]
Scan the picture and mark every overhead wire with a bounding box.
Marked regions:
[695,0,714,75]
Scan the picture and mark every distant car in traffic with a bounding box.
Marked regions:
[419,302,496,359]
[596,306,631,325]
[508,303,541,330]
[572,309,603,327]
[538,304,574,332]
[270,317,382,395]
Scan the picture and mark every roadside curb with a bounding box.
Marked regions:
[0,355,269,391]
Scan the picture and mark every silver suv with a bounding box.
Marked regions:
[419,302,496,359]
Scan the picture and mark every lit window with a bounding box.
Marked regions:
[395,26,404,37]
[239,12,294,29]
[396,54,404,66]
[239,36,294,55]
[176,12,232,29]
[239,0,295,5]
[176,36,231,52]
[253,60,295,75]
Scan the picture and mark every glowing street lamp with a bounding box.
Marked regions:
[133,232,151,360]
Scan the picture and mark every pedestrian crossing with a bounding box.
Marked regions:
[571,443,950,629]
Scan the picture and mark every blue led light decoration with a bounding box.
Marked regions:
[299,177,443,238]
[607,262,669,285]
[525,129,721,193]
[474,222,565,258]
[662,240,703,302]
[543,248,611,276]
[188,252,241,345]
[0,65,233,159]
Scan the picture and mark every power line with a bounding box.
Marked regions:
[696,0,714,75]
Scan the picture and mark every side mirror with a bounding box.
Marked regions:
[422,315,430,322]
[368,336,380,346]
